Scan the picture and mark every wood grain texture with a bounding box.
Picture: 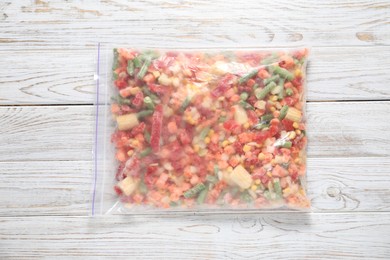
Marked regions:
[1,213,389,259]
[1,0,390,259]
[1,46,390,105]
[1,157,389,217]
[0,0,389,49]
[1,102,389,161]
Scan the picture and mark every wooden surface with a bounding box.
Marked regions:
[0,0,390,259]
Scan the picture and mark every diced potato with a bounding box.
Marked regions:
[233,105,248,125]
[222,171,236,186]
[254,100,266,110]
[118,176,139,196]
[158,73,171,86]
[271,85,283,95]
[116,113,139,131]
[230,165,253,189]
[285,107,302,122]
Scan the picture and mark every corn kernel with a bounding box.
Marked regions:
[258,153,265,160]
[255,179,261,185]
[222,140,229,147]
[267,171,272,177]
[270,106,276,112]
[250,165,255,170]
[127,150,134,156]
[289,131,297,139]
[271,95,278,102]
[233,87,238,92]
[251,185,257,191]
[293,122,299,129]
[295,129,302,135]
[227,166,233,172]
[152,71,161,78]
[283,187,291,194]
[204,137,211,144]
[294,158,302,164]
[193,145,200,153]
[295,69,302,77]
[243,145,251,153]
[208,129,215,137]
[271,159,276,165]
[243,122,250,129]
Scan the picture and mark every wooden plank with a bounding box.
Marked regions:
[1,102,389,161]
[0,214,389,259]
[1,47,390,105]
[0,157,389,216]
[0,1,389,49]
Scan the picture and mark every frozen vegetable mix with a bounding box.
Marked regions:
[93,47,310,214]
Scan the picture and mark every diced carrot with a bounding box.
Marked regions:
[257,69,270,79]
[272,164,288,177]
[167,121,178,134]
[230,94,241,102]
[116,149,127,162]
[156,173,169,189]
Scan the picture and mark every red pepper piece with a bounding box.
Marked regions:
[281,119,295,131]
[114,79,128,89]
[131,122,146,136]
[211,74,234,97]
[150,105,163,152]
[132,91,144,108]
[148,83,166,95]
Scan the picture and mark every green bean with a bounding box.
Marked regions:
[132,56,141,68]
[238,69,258,84]
[112,48,118,70]
[286,88,293,96]
[255,82,277,100]
[112,96,131,105]
[206,174,218,184]
[197,189,208,204]
[218,116,227,123]
[273,66,294,80]
[252,83,259,90]
[144,131,151,143]
[199,127,210,139]
[239,100,254,110]
[213,165,219,176]
[281,141,292,148]
[277,78,285,100]
[143,96,155,110]
[127,60,135,76]
[180,97,191,112]
[139,180,148,194]
[183,183,206,198]
[139,147,152,158]
[137,58,151,79]
[261,114,274,122]
[253,122,269,130]
[240,92,249,101]
[279,106,289,120]
[240,191,253,203]
[137,110,154,119]
[263,75,279,85]
[273,179,282,198]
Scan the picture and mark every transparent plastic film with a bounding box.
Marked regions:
[93,47,309,215]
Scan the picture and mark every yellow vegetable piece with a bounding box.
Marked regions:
[230,165,253,189]
[116,113,139,131]
[118,176,139,196]
[285,107,302,122]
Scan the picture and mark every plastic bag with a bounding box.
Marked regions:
[92,46,310,215]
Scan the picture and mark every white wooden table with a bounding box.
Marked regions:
[1,1,390,259]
